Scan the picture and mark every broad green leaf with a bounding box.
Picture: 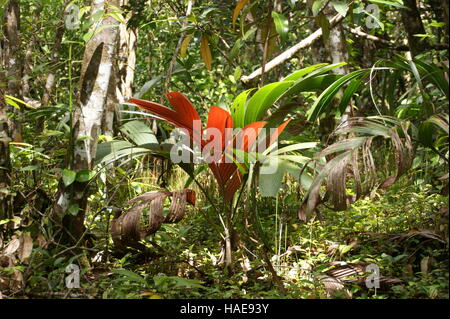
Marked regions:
[120,120,158,146]
[75,169,95,183]
[234,66,242,82]
[112,269,148,286]
[62,169,77,187]
[259,157,285,197]
[312,0,327,16]
[271,11,289,42]
[284,74,342,96]
[21,165,40,171]
[426,114,449,134]
[244,81,294,125]
[231,88,256,128]
[331,0,349,16]
[282,63,329,81]
[259,159,304,197]
[418,121,434,147]
[67,204,80,216]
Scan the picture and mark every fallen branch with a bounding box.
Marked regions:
[240,13,345,83]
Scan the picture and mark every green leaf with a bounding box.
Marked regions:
[234,66,242,82]
[75,169,95,183]
[312,0,327,16]
[231,88,256,128]
[67,204,80,216]
[418,121,434,147]
[62,169,77,187]
[259,158,304,197]
[338,77,363,115]
[269,142,318,156]
[120,120,158,146]
[282,63,329,81]
[244,81,294,125]
[21,165,40,171]
[95,140,160,166]
[331,0,349,16]
[112,269,148,286]
[307,69,371,122]
[367,0,407,9]
[271,11,289,42]
[315,13,330,42]
[259,158,286,197]
[5,96,20,109]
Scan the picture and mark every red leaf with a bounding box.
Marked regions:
[129,92,203,146]
[206,106,234,151]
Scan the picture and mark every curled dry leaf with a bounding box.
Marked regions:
[3,236,20,256]
[111,189,196,251]
[18,233,33,263]
[303,117,415,219]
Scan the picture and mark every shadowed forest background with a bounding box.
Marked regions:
[0,0,448,299]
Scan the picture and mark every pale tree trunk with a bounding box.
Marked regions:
[308,3,350,137]
[0,64,11,221]
[22,4,42,101]
[54,0,120,242]
[102,0,137,136]
[3,0,22,143]
[1,0,22,223]
[324,6,349,75]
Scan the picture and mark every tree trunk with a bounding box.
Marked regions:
[102,0,137,136]
[41,8,67,107]
[0,68,11,221]
[54,0,119,242]
[400,0,427,56]
[3,0,22,143]
[324,5,349,75]
[1,0,22,224]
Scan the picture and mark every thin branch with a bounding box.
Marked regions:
[241,13,345,83]
[345,26,449,51]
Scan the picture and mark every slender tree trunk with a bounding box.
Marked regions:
[400,0,427,56]
[1,0,22,224]
[324,5,349,75]
[22,5,42,99]
[54,0,120,242]
[3,0,22,143]
[0,66,11,222]
[42,7,67,107]
[102,0,138,135]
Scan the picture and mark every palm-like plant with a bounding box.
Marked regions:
[300,56,449,219]
[129,91,291,202]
